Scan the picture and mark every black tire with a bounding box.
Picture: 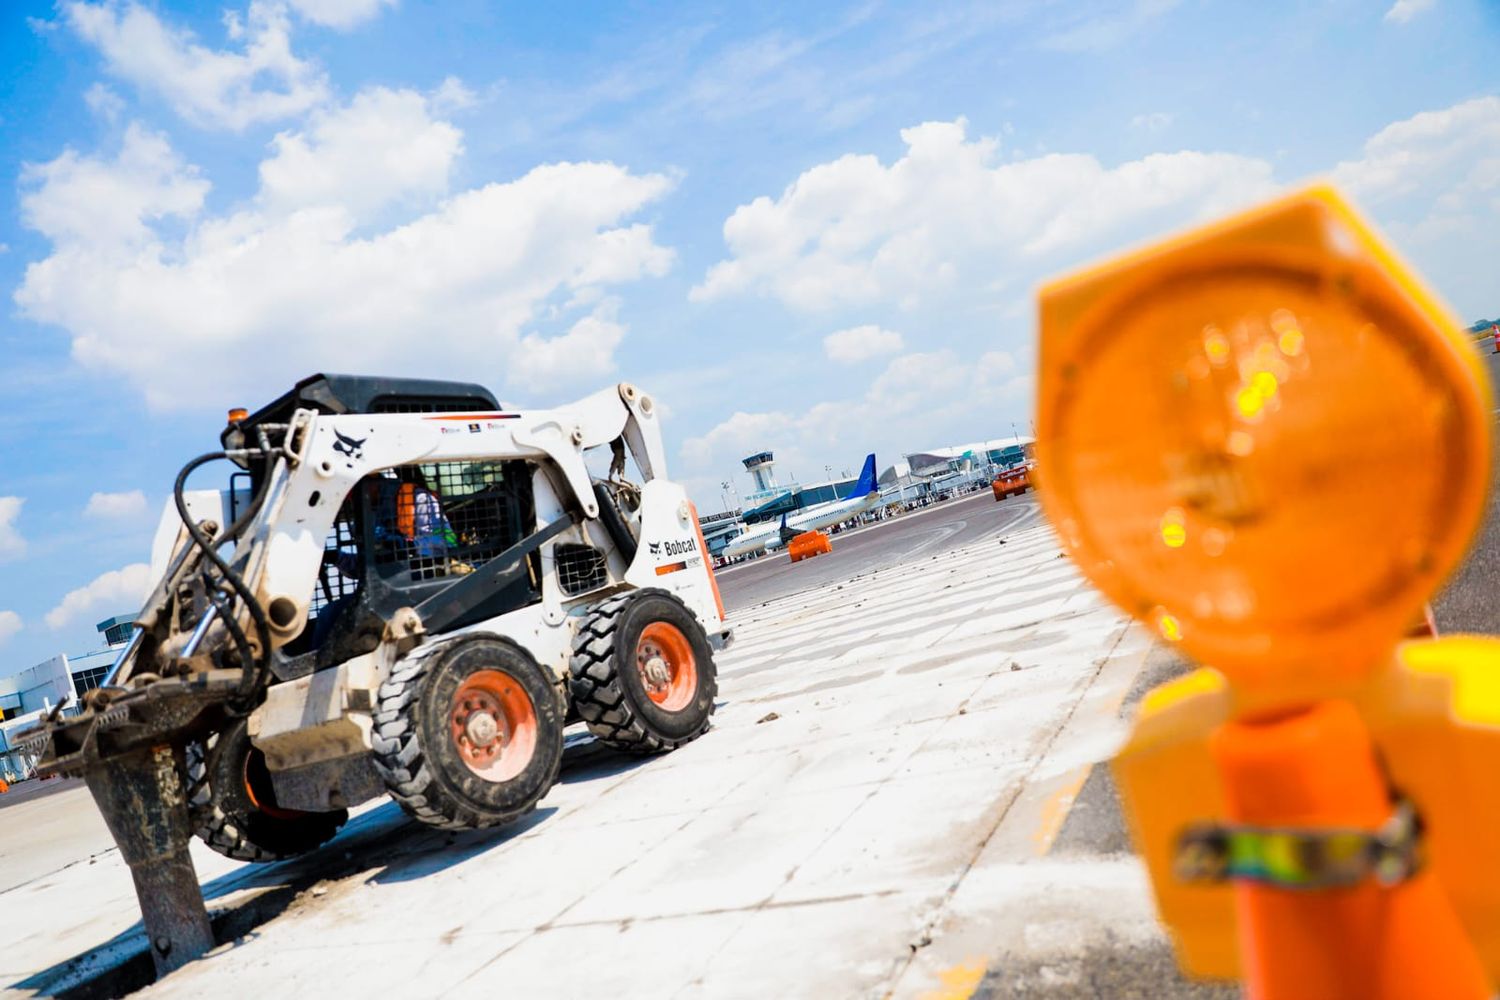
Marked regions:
[570,589,718,753]
[187,720,348,863]
[371,635,564,831]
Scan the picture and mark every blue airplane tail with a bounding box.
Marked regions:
[850,454,878,498]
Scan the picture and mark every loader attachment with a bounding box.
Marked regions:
[29,671,248,975]
[88,745,213,975]
[17,408,311,980]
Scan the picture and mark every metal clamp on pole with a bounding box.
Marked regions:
[1176,799,1422,890]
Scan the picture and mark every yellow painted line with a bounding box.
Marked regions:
[918,959,988,1000]
[1032,767,1091,855]
[1032,642,1154,856]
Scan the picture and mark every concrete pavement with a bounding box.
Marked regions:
[3,520,1177,999]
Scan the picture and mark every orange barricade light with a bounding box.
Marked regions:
[1036,185,1499,999]
[1036,184,1490,705]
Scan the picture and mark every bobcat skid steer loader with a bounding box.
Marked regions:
[21,374,730,978]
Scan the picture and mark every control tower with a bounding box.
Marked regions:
[742,451,778,493]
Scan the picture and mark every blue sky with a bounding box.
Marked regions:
[0,0,1496,671]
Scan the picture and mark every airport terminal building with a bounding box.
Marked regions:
[0,616,130,782]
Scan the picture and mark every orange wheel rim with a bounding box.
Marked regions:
[636,621,698,712]
[243,747,303,820]
[450,669,538,782]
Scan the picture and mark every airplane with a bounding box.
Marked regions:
[720,454,881,558]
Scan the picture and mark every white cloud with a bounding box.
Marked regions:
[0,498,25,561]
[286,0,396,30]
[19,124,208,251]
[84,490,147,519]
[65,1,330,130]
[1330,96,1500,317]
[682,410,796,469]
[0,611,21,646]
[1131,111,1173,132]
[693,117,1275,311]
[1384,0,1436,23]
[46,563,151,629]
[1042,0,1182,52]
[512,303,628,390]
[430,75,478,115]
[16,97,676,409]
[84,81,126,121]
[823,324,904,364]
[1333,95,1500,203]
[259,86,462,219]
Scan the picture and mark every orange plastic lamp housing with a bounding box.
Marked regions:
[1036,186,1490,691]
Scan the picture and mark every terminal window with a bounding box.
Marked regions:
[103,621,134,646]
[72,666,109,694]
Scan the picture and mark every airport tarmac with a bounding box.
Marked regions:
[717,489,1045,612]
[1432,344,1500,634]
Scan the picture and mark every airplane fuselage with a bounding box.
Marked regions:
[720,492,882,558]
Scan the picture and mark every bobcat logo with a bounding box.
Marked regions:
[332,430,367,467]
[648,541,662,555]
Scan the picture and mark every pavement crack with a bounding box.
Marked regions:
[0,848,119,898]
[876,622,1135,998]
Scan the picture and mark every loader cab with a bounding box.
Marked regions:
[293,457,543,658]
[356,457,539,625]
[238,375,545,652]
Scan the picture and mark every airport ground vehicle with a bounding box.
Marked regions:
[21,374,730,977]
[992,465,1032,500]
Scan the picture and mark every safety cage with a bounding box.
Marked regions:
[554,543,609,596]
[366,460,531,584]
[296,458,540,646]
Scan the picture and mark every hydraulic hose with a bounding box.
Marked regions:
[593,481,639,565]
[173,451,274,705]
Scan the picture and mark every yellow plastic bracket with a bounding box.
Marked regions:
[1114,636,1500,981]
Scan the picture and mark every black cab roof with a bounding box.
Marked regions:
[223,373,501,446]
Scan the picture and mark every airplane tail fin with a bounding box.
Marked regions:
[850,454,878,498]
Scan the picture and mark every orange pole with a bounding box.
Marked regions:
[1407,602,1438,638]
[1210,699,1490,1000]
